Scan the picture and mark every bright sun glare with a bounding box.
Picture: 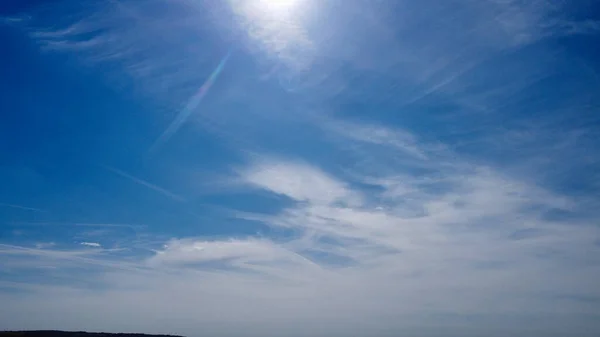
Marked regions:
[257,0,300,15]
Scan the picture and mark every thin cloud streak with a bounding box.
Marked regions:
[80,242,102,247]
[0,202,44,212]
[103,166,185,201]
[8,222,146,230]
[149,51,231,153]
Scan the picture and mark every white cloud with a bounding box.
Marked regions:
[325,121,430,160]
[80,242,102,248]
[35,242,56,249]
[242,159,361,206]
[149,238,279,266]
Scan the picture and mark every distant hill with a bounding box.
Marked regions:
[0,332,183,337]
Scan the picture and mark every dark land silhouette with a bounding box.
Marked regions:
[1,332,183,337]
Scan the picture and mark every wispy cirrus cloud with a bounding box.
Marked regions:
[241,159,360,206]
[34,242,56,249]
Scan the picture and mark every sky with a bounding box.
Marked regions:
[1,0,600,336]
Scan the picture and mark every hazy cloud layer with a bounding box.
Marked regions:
[2,123,599,336]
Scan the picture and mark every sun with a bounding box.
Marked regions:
[256,0,300,16]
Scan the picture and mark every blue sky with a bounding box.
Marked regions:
[1,0,600,336]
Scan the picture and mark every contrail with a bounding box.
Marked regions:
[0,202,43,212]
[103,166,185,202]
[149,51,232,153]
